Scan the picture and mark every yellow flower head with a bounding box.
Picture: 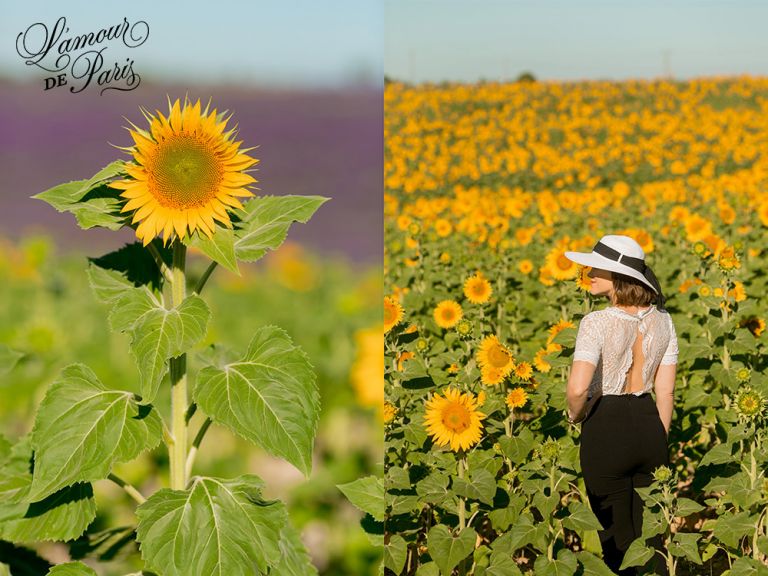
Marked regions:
[424,388,486,452]
[476,335,515,376]
[506,388,528,410]
[434,218,453,237]
[514,361,534,381]
[480,364,506,386]
[545,246,579,280]
[576,266,592,290]
[547,319,575,344]
[383,401,397,423]
[464,273,492,304]
[111,97,258,246]
[518,259,534,275]
[350,326,385,419]
[384,296,405,333]
[434,300,463,329]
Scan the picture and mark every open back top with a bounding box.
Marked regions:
[573,305,678,397]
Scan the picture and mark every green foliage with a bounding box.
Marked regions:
[194,326,320,476]
[0,437,96,543]
[233,195,329,262]
[46,562,99,575]
[28,364,162,500]
[337,475,386,521]
[136,475,287,575]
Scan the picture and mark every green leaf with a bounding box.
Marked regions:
[670,532,702,565]
[28,364,162,500]
[506,513,547,552]
[108,288,158,332]
[0,437,96,543]
[136,475,286,576]
[576,551,615,575]
[0,344,24,378]
[427,525,476,576]
[729,556,768,576]
[33,161,125,209]
[0,563,8,576]
[485,553,522,576]
[89,241,171,301]
[47,562,98,575]
[187,227,239,274]
[194,325,319,475]
[234,195,329,262]
[270,520,318,576]
[618,539,654,570]
[415,562,439,576]
[713,510,756,548]
[0,542,52,575]
[533,549,578,576]
[451,468,496,505]
[337,476,385,521]
[384,534,407,575]
[699,443,734,467]
[113,292,210,402]
[562,501,604,532]
[675,497,705,517]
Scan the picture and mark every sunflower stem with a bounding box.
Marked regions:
[458,454,466,531]
[147,241,174,285]
[185,417,213,479]
[107,473,146,505]
[194,261,218,295]
[169,241,188,490]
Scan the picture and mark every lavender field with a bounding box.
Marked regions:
[0,79,382,264]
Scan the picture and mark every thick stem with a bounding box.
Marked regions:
[169,241,188,490]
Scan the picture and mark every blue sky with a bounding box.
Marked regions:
[2,0,382,87]
[385,0,768,83]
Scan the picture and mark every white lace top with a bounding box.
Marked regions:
[573,305,678,397]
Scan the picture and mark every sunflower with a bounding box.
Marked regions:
[576,266,592,290]
[476,335,515,376]
[740,316,766,337]
[384,296,405,333]
[424,388,486,452]
[434,300,463,329]
[733,386,767,421]
[383,402,397,423]
[518,259,534,275]
[514,361,534,381]
[547,319,575,344]
[464,273,492,304]
[480,364,506,386]
[506,388,528,410]
[545,246,579,280]
[111,97,258,246]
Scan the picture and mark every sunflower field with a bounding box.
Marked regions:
[383,77,768,575]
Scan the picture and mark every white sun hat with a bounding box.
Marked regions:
[564,234,666,308]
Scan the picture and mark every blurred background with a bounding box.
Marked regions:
[0,1,383,574]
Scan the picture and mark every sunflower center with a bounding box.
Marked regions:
[442,309,456,321]
[557,254,572,270]
[488,345,511,368]
[384,304,397,325]
[442,404,471,433]
[150,135,223,208]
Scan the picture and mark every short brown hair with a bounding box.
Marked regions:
[612,271,656,306]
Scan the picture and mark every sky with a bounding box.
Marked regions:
[385,0,768,83]
[1,0,383,87]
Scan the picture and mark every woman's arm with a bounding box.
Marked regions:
[654,363,676,435]
[566,360,597,422]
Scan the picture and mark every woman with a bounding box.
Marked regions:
[564,234,678,576]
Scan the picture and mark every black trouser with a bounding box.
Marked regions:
[579,393,669,576]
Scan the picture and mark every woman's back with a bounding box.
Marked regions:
[574,305,678,397]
